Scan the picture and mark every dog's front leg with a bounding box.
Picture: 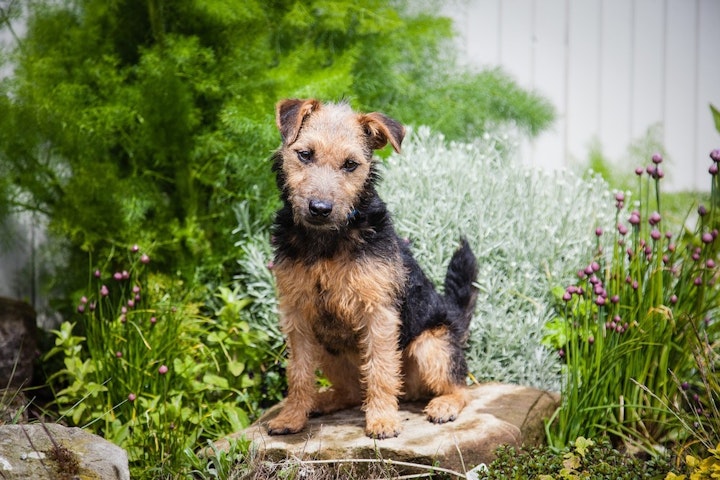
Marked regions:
[267,325,317,435]
[361,306,403,439]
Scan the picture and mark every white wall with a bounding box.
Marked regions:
[443,0,720,191]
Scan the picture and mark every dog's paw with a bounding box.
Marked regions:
[365,414,402,439]
[266,411,307,435]
[424,397,461,424]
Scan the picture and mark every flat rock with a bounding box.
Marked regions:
[213,382,559,474]
[0,423,130,480]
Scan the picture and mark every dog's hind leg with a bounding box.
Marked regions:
[312,352,363,415]
[404,326,469,423]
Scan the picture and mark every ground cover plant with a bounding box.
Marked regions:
[544,150,720,455]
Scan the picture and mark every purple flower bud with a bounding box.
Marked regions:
[558,349,565,358]
[613,315,622,323]
[100,285,109,297]
[589,275,600,285]
[591,261,600,272]
[702,232,713,244]
[610,295,619,304]
[150,316,157,324]
[694,276,703,286]
[140,254,150,264]
[80,296,88,304]
[625,276,632,284]
[584,265,594,275]
[115,351,122,358]
[135,294,141,302]
[614,191,625,202]
[707,259,716,269]
[665,231,672,239]
[649,211,661,226]
[692,252,701,261]
[595,227,603,237]
[131,244,139,253]
[77,304,85,314]
[710,148,720,162]
[618,223,628,235]
[594,284,605,296]
[632,280,639,290]
[668,243,676,252]
[629,213,640,226]
[158,365,169,375]
[121,306,127,314]
[681,381,690,391]
[127,299,135,308]
[595,296,606,306]
[94,269,101,278]
[128,393,136,402]
[122,270,129,280]
[132,285,141,294]
[120,314,127,323]
[670,295,678,304]
[698,205,708,217]
[577,269,586,279]
[562,291,572,302]
[655,168,664,179]
[713,229,719,239]
[646,165,656,176]
[663,255,669,264]
[710,163,719,176]
[113,272,123,281]
[650,229,661,240]
[588,336,595,344]
[651,153,663,164]
[635,167,644,176]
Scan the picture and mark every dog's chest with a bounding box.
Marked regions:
[274,253,403,354]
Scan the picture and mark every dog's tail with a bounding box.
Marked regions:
[444,237,479,338]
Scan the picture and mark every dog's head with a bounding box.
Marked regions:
[272,99,405,230]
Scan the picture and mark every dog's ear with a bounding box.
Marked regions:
[359,112,405,153]
[276,98,321,145]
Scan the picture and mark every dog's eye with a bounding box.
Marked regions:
[296,150,313,164]
[341,159,359,172]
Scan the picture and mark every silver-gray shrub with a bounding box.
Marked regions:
[379,127,616,391]
[235,127,617,391]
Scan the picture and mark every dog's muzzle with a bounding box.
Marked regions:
[308,199,333,218]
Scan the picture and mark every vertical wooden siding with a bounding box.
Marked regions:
[444,0,720,191]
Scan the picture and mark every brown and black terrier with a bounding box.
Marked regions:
[267,98,479,439]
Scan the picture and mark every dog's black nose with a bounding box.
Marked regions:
[309,199,333,217]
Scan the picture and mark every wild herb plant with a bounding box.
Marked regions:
[43,245,278,479]
[545,151,720,450]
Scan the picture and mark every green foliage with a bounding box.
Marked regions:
[0,0,554,305]
[42,247,281,479]
[478,437,671,479]
[545,153,720,451]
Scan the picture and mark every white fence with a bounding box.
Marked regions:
[443,0,720,192]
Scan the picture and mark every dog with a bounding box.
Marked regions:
[267,98,479,439]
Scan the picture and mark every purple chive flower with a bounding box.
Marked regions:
[150,316,157,324]
[588,336,595,345]
[158,365,169,375]
[80,296,88,304]
[610,295,619,304]
[702,232,714,244]
[131,244,140,253]
[120,314,127,323]
[132,285,141,294]
[77,304,85,314]
[115,351,123,358]
[681,381,690,391]
[615,192,625,202]
[591,261,600,272]
[707,259,716,269]
[584,264,594,275]
[694,276,703,286]
[558,349,565,359]
[652,153,663,164]
[127,299,135,308]
[121,306,127,314]
[595,296,606,306]
[663,255,670,265]
[649,211,661,226]
[670,295,678,304]
[595,227,603,237]
[710,163,719,176]
[635,167,644,176]
[698,205,708,217]
[100,285,109,297]
[122,270,129,280]
[128,393,136,402]
[113,272,123,281]
[94,269,101,278]
[710,149,720,162]
[140,253,150,264]
[713,229,719,239]
[646,165,656,176]
[135,294,141,302]
[632,280,639,290]
[650,229,661,241]
[562,291,572,302]
[628,212,641,225]
[668,243,676,252]
[577,269,586,279]
[618,223,628,235]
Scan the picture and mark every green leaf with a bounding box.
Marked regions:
[711,103,720,134]
[202,373,229,389]
[228,359,245,377]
